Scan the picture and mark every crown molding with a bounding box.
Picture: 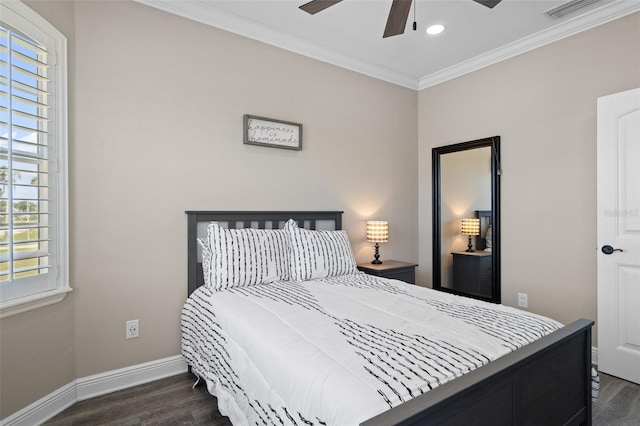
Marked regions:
[133,0,419,90]
[418,0,640,90]
[134,0,639,91]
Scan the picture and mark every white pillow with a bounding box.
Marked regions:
[285,219,358,282]
[205,222,290,290]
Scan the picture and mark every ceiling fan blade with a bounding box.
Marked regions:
[383,0,412,38]
[472,0,502,9]
[299,0,342,15]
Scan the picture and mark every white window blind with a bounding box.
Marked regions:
[0,26,51,279]
[0,1,69,314]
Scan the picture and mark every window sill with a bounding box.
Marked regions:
[0,287,73,319]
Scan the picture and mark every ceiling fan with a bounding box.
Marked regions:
[299,0,503,38]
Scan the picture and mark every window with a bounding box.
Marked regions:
[0,1,69,317]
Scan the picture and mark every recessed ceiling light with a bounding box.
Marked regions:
[426,24,445,35]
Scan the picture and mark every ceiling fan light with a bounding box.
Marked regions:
[426,24,445,35]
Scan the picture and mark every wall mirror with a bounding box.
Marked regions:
[432,136,501,303]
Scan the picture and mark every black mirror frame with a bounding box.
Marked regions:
[432,136,501,303]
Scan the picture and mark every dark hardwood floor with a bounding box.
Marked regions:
[44,371,640,425]
[43,374,231,426]
[593,372,640,426]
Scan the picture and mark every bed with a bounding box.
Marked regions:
[183,210,594,425]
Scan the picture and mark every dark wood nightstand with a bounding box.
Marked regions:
[357,260,418,284]
[451,251,492,298]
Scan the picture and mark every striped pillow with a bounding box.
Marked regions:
[197,237,213,287]
[205,222,290,290]
[285,219,358,282]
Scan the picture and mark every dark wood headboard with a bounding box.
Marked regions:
[185,211,344,296]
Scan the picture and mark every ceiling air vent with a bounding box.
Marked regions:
[544,0,602,19]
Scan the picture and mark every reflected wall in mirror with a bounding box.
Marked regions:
[432,136,501,303]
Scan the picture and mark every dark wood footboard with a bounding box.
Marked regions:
[361,318,594,426]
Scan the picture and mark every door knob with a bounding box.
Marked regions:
[602,245,624,255]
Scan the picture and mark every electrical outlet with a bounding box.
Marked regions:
[126,319,139,339]
[517,293,528,308]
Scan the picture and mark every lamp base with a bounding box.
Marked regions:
[371,242,383,264]
[465,235,474,252]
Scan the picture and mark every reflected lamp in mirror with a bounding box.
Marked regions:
[366,221,388,264]
[461,218,480,252]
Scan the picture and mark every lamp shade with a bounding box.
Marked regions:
[461,218,480,236]
[367,221,389,243]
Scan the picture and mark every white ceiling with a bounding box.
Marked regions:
[135,0,640,89]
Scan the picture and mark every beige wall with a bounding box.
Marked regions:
[418,13,640,340]
[1,0,418,418]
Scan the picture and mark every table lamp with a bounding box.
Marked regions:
[461,218,480,252]
[367,220,388,264]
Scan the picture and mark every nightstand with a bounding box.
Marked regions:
[357,260,418,284]
[451,251,492,298]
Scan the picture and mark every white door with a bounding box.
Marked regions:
[597,87,640,384]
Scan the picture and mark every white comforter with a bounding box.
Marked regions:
[182,273,561,425]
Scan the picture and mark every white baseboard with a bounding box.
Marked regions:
[0,381,77,426]
[1,355,188,426]
[76,354,187,401]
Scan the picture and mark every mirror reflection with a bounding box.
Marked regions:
[432,137,500,303]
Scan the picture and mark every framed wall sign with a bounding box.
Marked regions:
[243,114,302,151]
